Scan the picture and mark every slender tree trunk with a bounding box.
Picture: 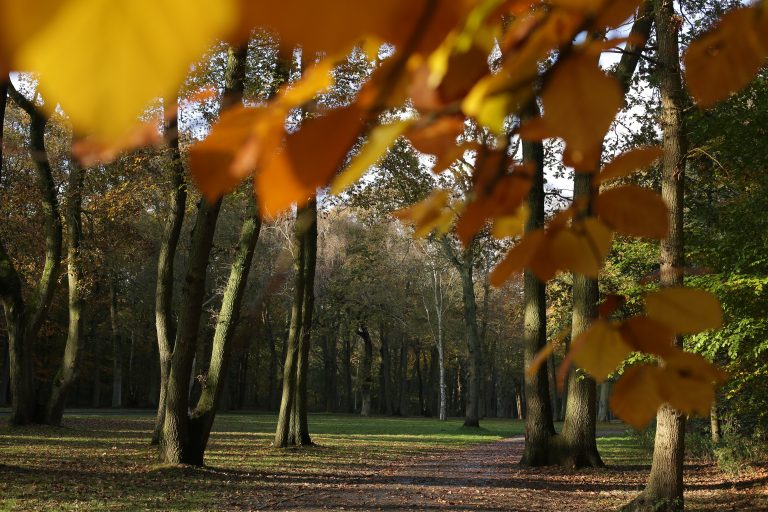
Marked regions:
[46,162,85,426]
[710,400,721,444]
[344,336,353,412]
[0,340,9,406]
[379,325,393,415]
[110,275,123,408]
[292,199,317,446]
[597,381,610,423]
[152,101,188,444]
[160,198,222,464]
[397,337,409,416]
[520,106,557,466]
[358,324,373,417]
[547,352,560,421]
[2,86,62,425]
[624,1,687,509]
[275,208,308,446]
[185,196,262,463]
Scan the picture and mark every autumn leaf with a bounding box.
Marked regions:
[393,189,454,238]
[593,146,663,186]
[16,0,236,138]
[0,0,64,72]
[491,204,530,240]
[594,185,669,239]
[407,116,465,158]
[490,229,545,286]
[331,120,413,195]
[684,4,768,108]
[571,319,632,382]
[534,53,623,170]
[256,105,365,218]
[610,364,664,429]
[235,0,472,56]
[619,315,676,357]
[658,352,727,417]
[549,217,613,278]
[644,287,723,334]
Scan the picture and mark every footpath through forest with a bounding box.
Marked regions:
[255,436,768,511]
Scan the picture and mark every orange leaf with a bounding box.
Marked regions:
[408,116,465,158]
[658,352,726,417]
[610,364,664,429]
[549,217,613,278]
[256,105,364,218]
[684,5,768,108]
[570,319,632,382]
[619,315,676,357]
[392,189,453,238]
[540,53,622,169]
[593,146,663,186]
[490,229,545,287]
[644,287,723,335]
[594,185,669,239]
[597,294,626,318]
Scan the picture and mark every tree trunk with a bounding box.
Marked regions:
[520,107,557,466]
[710,399,721,444]
[379,325,393,415]
[624,1,687,509]
[597,381,611,423]
[2,86,62,425]
[397,337,409,416]
[547,352,560,421]
[160,198,222,464]
[45,162,85,426]
[358,324,373,417]
[291,199,317,446]
[0,340,9,406]
[185,196,262,463]
[152,100,188,445]
[110,275,123,408]
[344,336,353,412]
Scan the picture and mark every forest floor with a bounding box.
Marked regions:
[0,412,766,511]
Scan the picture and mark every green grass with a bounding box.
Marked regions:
[0,412,642,511]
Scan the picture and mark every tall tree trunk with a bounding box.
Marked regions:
[184,196,262,463]
[291,199,317,446]
[597,381,610,423]
[0,340,9,406]
[547,352,560,421]
[710,399,721,444]
[520,106,557,466]
[625,1,687,509]
[432,270,448,421]
[397,337,409,416]
[443,237,482,428]
[275,207,308,446]
[2,85,62,425]
[358,324,373,417]
[46,162,85,426]
[110,275,123,408]
[152,101,188,445]
[160,197,222,464]
[379,325,393,415]
[344,336,353,412]
[556,2,654,469]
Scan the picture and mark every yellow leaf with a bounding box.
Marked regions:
[491,204,530,240]
[16,0,236,138]
[684,5,768,108]
[540,53,622,169]
[619,315,676,357]
[645,287,724,335]
[332,120,412,195]
[0,0,64,72]
[593,146,664,186]
[610,364,664,429]
[549,217,613,278]
[594,185,669,239]
[571,319,632,382]
[658,352,726,417]
[393,189,453,238]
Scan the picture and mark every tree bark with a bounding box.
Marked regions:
[110,275,123,408]
[624,0,687,509]
[520,106,557,466]
[379,324,393,415]
[152,101,188,445]
[358,324,373,417]
[46,161,86,426]
[2,85,62,425]
[185,196,262,463]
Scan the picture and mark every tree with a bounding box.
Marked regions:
[623,0,690,508]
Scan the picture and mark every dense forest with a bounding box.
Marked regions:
[0,0,767,510]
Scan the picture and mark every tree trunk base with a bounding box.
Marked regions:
[620,492,683,512]
[463,418,480,428]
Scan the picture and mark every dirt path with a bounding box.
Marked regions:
[264,436,768,511]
